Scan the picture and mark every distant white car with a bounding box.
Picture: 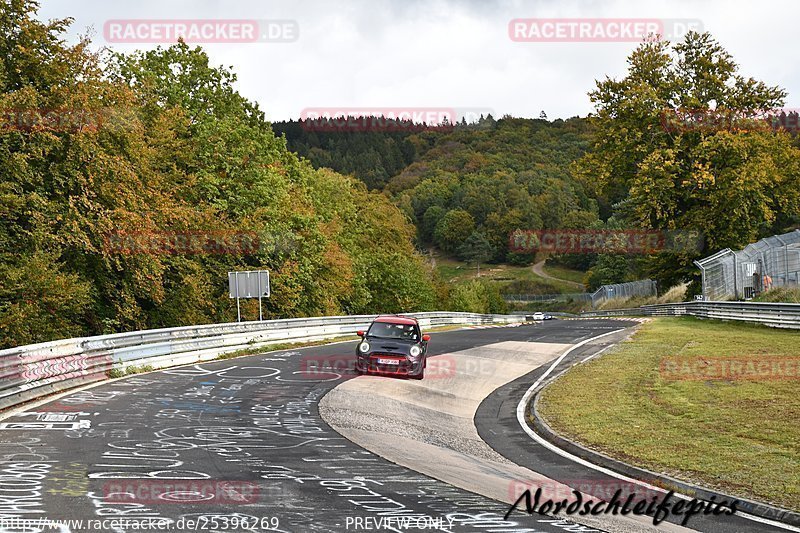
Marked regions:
[532,312,545,321]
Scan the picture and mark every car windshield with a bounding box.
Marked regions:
[367,322,419,340]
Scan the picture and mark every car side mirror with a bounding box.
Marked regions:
[356,331,364,337]
[422,334,430,342]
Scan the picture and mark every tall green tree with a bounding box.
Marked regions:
[576,32,800,288]
[433,209,475,253]
[458,231,494,274]
[0,1,438,348]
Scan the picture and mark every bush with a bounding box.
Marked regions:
[433,209,475,253]
[501,279,559,295]
[448,280,507,314]
[754,287,800,303]
[506,252,535,266]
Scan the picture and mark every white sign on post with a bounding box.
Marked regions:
[228,270,270,321]
[228,270,270,298]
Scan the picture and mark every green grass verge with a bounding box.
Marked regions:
[754,287,800,303]
[435,256,584,295]
[542,263,587,286]
[538,317,800,511]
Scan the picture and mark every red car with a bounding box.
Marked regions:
[355,315,430,379]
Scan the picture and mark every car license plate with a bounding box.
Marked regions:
[377,358,399,365]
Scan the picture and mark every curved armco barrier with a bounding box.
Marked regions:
[581,300,800,329]
[0,312,521,412]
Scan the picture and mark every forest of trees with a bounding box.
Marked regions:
[273,114,648,290]
[273,34,800,295]
[0,1,440,348]
[272,119,421,190]
[2,0,799,349]
[273,116,599,263]
[576,32,800,291]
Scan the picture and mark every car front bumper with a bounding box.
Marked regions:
[356,354,423,377]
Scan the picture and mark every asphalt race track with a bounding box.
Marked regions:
[0,319,789,533]
[319,324,674,533]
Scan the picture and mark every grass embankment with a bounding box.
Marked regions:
[435,256,587,295]
[589,282,689,311]
[754,287,800,303]
[542,263,587,286]
[538,317,800,510]
[508,282,687,314]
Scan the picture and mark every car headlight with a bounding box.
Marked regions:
[359,342,370,353]
[409,345,421,357]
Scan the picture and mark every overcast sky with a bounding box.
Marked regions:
[37,0,800,122]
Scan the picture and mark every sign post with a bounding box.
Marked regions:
[228,270,270,322]
[235,271,241,322]
[258,270,267,321]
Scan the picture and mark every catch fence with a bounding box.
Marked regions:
[695,230,800,300]
[505,279,657,308]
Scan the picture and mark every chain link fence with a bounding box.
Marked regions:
[505,279,657,308]
[695,230,800,300]
[590,279,657,307]
[503,292,592,303]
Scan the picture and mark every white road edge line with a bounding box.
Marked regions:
[526,329,621,392]
[579,342,616,364]
[515,328,800,533]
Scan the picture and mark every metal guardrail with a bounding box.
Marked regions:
[0,312,521,412]
[579,301,800,329]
